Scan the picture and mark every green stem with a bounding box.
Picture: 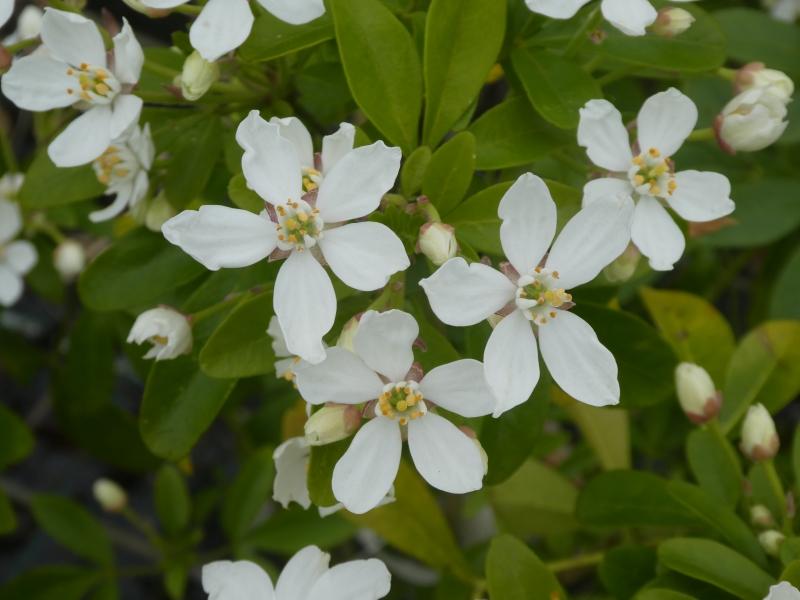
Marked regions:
[717,67,737,82]
[546,551,605,573]
[687,128,715,142]
[0,126,18,173]
[3,37,39,56]
[762,460,788,527]
[143,60,180,80]
[121,507,163,549]
[705,418,743,480]
[563,7,601,58]
[173,4,203,16]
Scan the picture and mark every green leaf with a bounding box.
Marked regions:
[486,534,564,600]
[422,0,506,146]
[246,507,356,556]
[794,426,800,499]
[657,538,774,600]
[18,150,104,208]
[0,566,99,600]
[0,490,16,535]
[140,357,237,460]
[307,439,349,507]
[770,244,800,320]
[511,47,602,129]
[330,0,422,152]
[422,132,476,216]
[0,404,34,470]
[635,591,697,600]
[563,402,630,470]
[400,146,432,197]
[239,12,333,62]
[30,494,114,566]
[600,545,657,600]
[221,446,275,541]
[79,228,205,312]
[782,559,800,588]
[228,174,264,213]
[640,288,735,384]
[154,464,191,537]
[686,427,742,508]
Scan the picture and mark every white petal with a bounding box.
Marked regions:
[41,8,106,68]
[667,171,735,222]
[498,173,557,275]
[577,99,632,172]
[275,546,330,600]
[90,183,134,223]
[419,359,495,418]
[316,142,401,223]
[636,88,698,157]
[274,251,335,364]
[420,258,516,326]
[190,0,254,62]
[545,194,634,289]
[307,559,391,600]
[765,582,800,600]
[255,0,326,25]
[524,0,591,18]
[0,0,12,28]
[110,95,143,140]
[582,177,633,207]
[48,106,113,167]
[295,346,384,405]
[1,54,75,111]
[332,417,401,514]
[202,560,275,600]
[630,195,685,271]
[112,19,144,85]
[353,309,418,382]
[322,123,356,175]
[161,205,277,271]
[269,116,314,168]
[130,124,155,170]
[4,241,38,275]
[140,0,191,7]
[601,0,657,36]
[319,222,409,291]
[484,310,539,417]
[268,315,291,358]
[0,265,23,307]
[407,412,485,494]
[0,198,21,244]
[236,111,303,206]
[273,437,311,510]
[539,310,619,407]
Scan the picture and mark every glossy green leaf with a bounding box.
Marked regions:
[221,446,275,541]
[228,173,264,213]
[154,464,191,537]
[770,244,800,320]
[239,12,333,62]
[600,546,657,600]
[686,427,742,508]
[486,534,564,600]
[0,566,99,600]
[564,401,630,470]
[307,439,349,507]
[0,404,34,470]
[246,507,355,556]
[18,150,104,208]
[422,131,476,216]
[400,146,432,197]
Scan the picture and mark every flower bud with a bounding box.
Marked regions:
[16,6,43,41]
[336,315,361,353]
[750,504,775,528]
[715,87,789,153]
[418,222,457,266]
[93,479,127,512]
[758,530,785,556]
[304,405,362,446]
[127,307,193,361]
[740,403,780,461]
[53,239,86,281]
[735,63,794,102]
[178,51,219,101]
[604,244,640,283]
[145,194,177,232]
[651,7,695,37]
[122,0,171,17]
[674,362,721,424]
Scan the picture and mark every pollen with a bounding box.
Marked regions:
[378,381,427,424]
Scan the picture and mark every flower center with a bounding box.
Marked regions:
[66,64,121,105]
[628,147,676,199]
[515,268,572,326]
[302,167,323,193]
[92,144,139,186]
[275,199,324,252]
[377,381,427,426]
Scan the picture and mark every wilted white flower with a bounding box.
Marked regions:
[421,173,632,415]
[651,7,695,37]
[716,87,790,153]
[0,174,37,307]
[163,113,409,364]
[92,478,127,513]
[1,9,144,167]
[674,362,721,424]
[740,403,780,461]
[735,63,795,102]
[203,546,391,600]
[304,405,362,446]
[295,310,495,514]
[418,222,457,266]
[127,307,192,361]
[764,582,800,600]
[578,88,735,271]
[178,50,219,101]
[3,5,44,45]
[759,530,786,556]
[53,239,86,281]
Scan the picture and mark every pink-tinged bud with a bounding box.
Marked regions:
[735,62,794,102]
[418,222,457,266]
[336,314,361,352]
[740,404,780,461]
[304,405,362,446]
[651,7,695,37]
[674,362,721,424]
[750,504,775,528]
[53,239,86,281]
[715,87,789,153]
[758,530,785,556]
[93,479,127,513]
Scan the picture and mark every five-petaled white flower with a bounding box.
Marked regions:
[0,174,37,307]
[764,582,800,600]
[91,124,154,223]
[578,88,735,271]
[203,546,391,600]
[127,306,193,361]
[294,310,494,514]
[1,8,144,168]
[162,112,409,364]
[140,0,325,62]
[525,0,697,36]
[421,173,633,416]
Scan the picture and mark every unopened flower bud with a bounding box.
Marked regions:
[127,307,193,361]
[336,315,361,353]
[93,479,127,512]
[16,6,44,41]
[304,405,362,446]
[122,0,171,17]
[758,530,785,556]
[651,7,695,37]
[53,239,86,281]
[418,222,457,266]
[715,87,789,153]
[740,404,780,461]
[604,244,640,283]
[146,194,177,232]
[750,504,775,528]
[178,51,219,101]
[735,63,794,102]
[674,362,721,424]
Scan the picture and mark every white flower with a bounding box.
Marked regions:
[127,307,193,361]
[0,0,12,29]
[294,310,495,514]
[0,174,37,307]
[92,479,127,513]
[764,0,800,22]
[735,63,795,102]
[421,173,632,415]
[140,0,326,61]
[578,88,735,271]
[3,5,44,45]
[53,239,86,281]
[740,403,780,461]
[162,112,409,364]
[418,222,457,266]
[91,124,154,222]
[674,362,720,424]
[203,546,391,600]
[765,582,800,600]
[178,50,219,101]
[716,87,790,153]
[651,7,695,37]
[525,0,698,36]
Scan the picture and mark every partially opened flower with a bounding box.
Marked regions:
[1,9,144,168]
[140,0,325,61]
[421,173,633,415]
[0,174,37,307]
[162,112,409,364]
[578,88,735,270]
[764,582,800,600]
[294,310,494,514]
[127,306,192,361]
[203,546,391,600]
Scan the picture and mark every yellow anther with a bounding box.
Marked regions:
[95,83,110,96]
[287,234,298,243]
[296,211,309,223]
[277,206,286,216]
[285,218,298,229]
[399,417,408,426]
[633,175,645,186]
[410,411,422,420]
[668,179,677,194]
[552,271,559,279]
[648,147,660,157]
[396,400,408,412]
[632,155,644,166]
[80,62,88,70]
[649,184,661,196]
[550,311,557,318]
[67,68,74,76]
